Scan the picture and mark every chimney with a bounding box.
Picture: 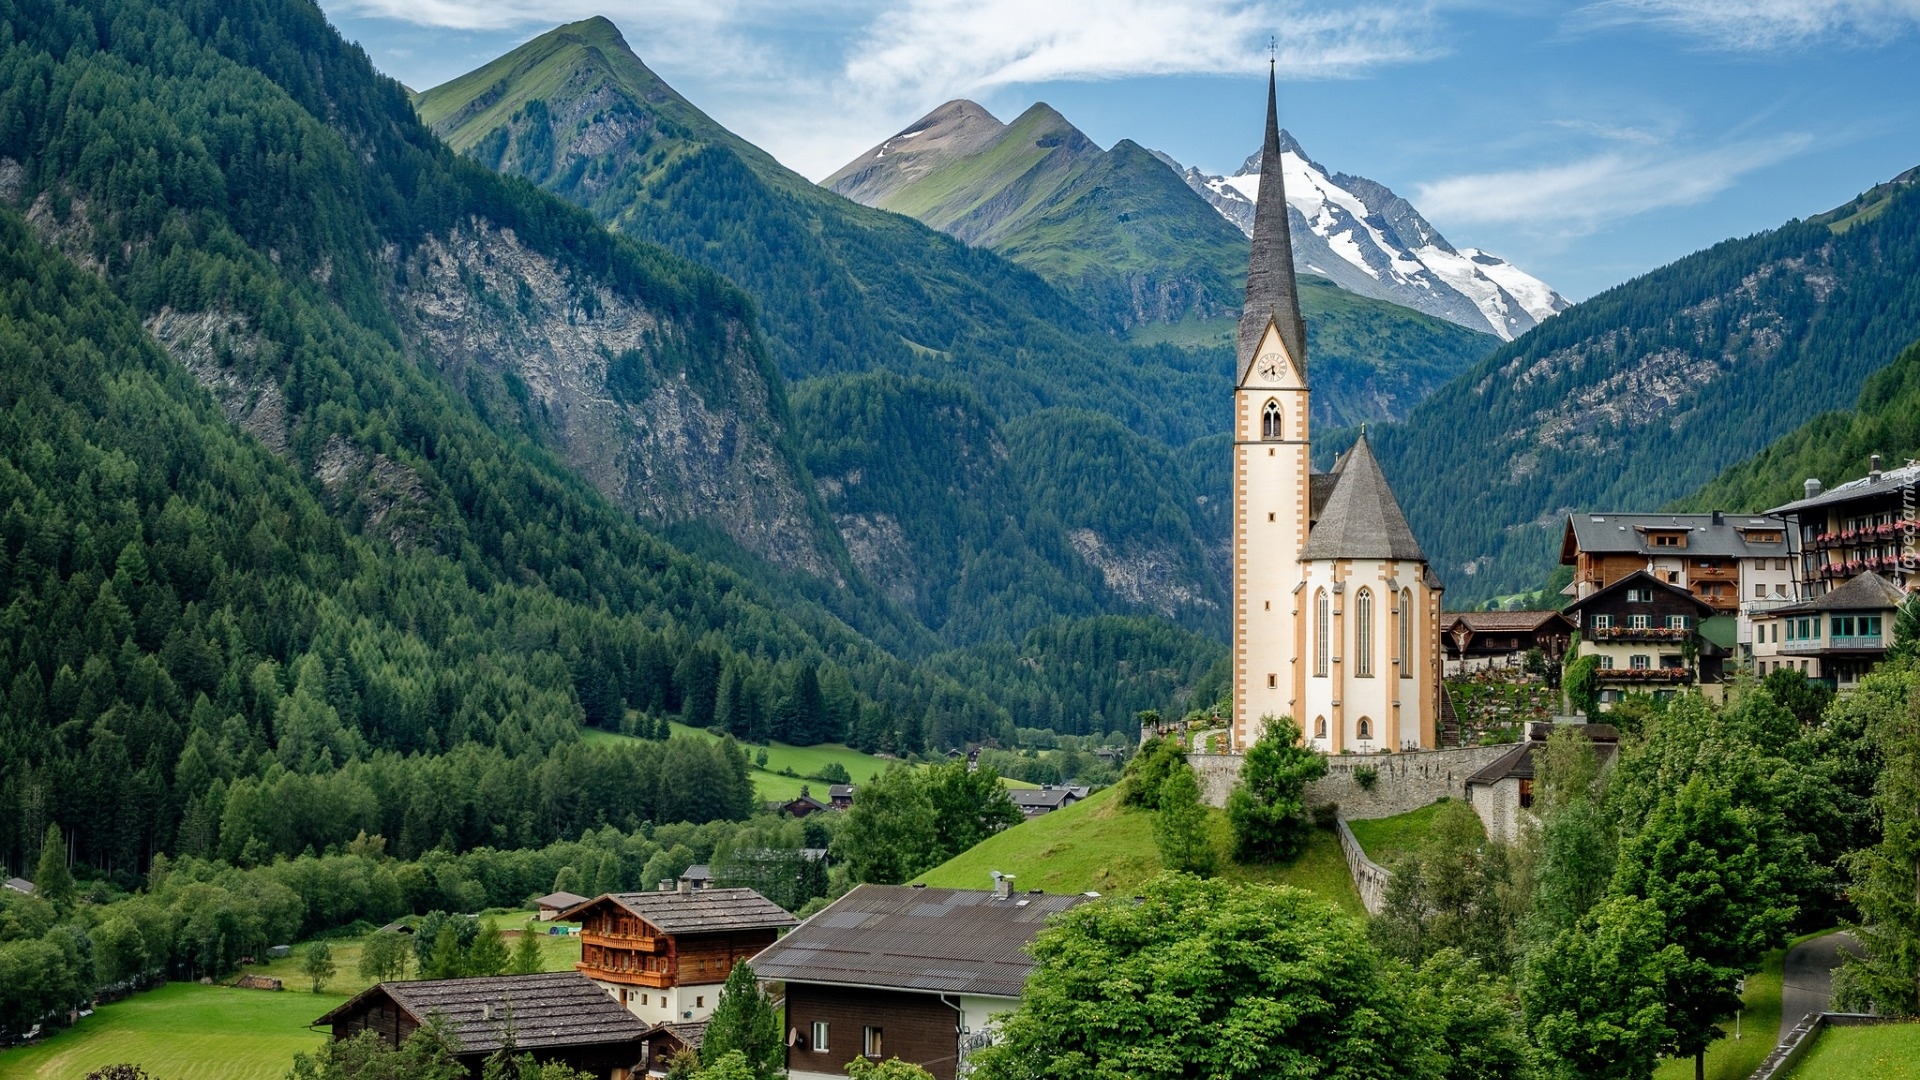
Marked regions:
[1805,478,1823,499]
[678,878,691,894]
[1711,510,1724,527]
[658,879,672,892]
[1871,454,1883,481]
[992,871,1013,900]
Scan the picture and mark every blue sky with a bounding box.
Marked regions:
[320,0,1920,301]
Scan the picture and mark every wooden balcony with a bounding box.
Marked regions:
[582,930,667,953]
[577,963,673,988]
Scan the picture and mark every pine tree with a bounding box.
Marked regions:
[425,922,468,980]
[34,824,75,912]
[701,962,782,1079]
[509,921,544,976]
[467,919,510,978]
[1152,764,1216,876]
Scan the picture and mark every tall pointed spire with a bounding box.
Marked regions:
[1237,62,1309,380]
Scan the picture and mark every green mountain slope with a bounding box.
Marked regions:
[0,0,1048,872]
[1371,170,1920,603]
[415,20,1491,434]
[1682,335,1920,512]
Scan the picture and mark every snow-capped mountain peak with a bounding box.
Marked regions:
[1158,136,1568,341]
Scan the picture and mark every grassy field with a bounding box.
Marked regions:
[0,926,584,1080]
[1645,946,1786,1080]
[1787,1022,1920,1079]
[582,724,1035,802]
[0,981,341,1080]
[916,786,1365,918]
[1345,800,1470,866]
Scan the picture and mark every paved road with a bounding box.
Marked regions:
[1779,931,1859,1041]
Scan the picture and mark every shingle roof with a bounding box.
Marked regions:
[680,865,712,882]
[1446,610,1572,633]
[1768,460,1920,515]
[533,890,589,910]
[564,888,797,934]
[1563,512,1790,559]
[1237,67,1309,378]
[1560,568,1715,617]
[1309,472,1339,521]
[1774,571,1909,614]
[1299,432,1426,562]
[4,877,34,895]
[1008,789,1073,810]
[1465,743,1534,786]
[315,971,648,1055]
[749,884,1088,998]
[660,1019,708,1051]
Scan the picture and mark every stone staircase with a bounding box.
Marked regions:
[1437,686,1462,748]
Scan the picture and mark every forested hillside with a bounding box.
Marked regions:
[1683,335,1920,511]
[0,0,1046,878]
[413,18,1494,434]
[1373,170,1920,602]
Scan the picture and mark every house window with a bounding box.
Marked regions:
[1315,590,1329,677]
[1262,399,1283,440]
[1833,616,1855,637]
[1631,654,1650,670]
[1357,717,1373,740]
[1629,614,1651,630]
[1754,583,1766,598]
[1653,533,1681,547]
[1863,616,1883,637]
[1666,615,1690,630]
[1776,559,1789,571]
[1355,588,1374,677]
[812,1022,829,1051]
[1595,656,1613,669]
[696,996,704,1008]
[864,1027,884,1058]
[1590,614,1613,630]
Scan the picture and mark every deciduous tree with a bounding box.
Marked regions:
[1226,716,1326,864]
[1151,764,1216,877]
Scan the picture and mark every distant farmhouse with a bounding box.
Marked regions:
[752,879,1086,1080]
[1007,785,1088,817]
[563,888,796,1025]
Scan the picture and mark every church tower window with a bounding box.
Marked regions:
[1261,399,1283,440]
[1315,590,1329,677]
[1355,589,1374,678]
[1399,588,1413,677]
[1314,716,1327,739]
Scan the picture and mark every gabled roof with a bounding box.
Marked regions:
[1237,66,1309,378]
[680,865,712,882]
[314,971,648,1055]
[532,890,589,911]
[1008,788,1075,811]
[1561,569,1715,618]
[559,888,797,934]
[1299,432,1426,562]
[828,784,855,799]
[3,877,34,895]
[1465,742,1534,787]
[1773,571,1909,614]
[1768,460,1920,516]
[1561,512,1790,561]
[1446,610,1574,634]
[749,884,1087,999]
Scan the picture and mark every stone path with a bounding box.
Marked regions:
[1779,931,1859,1041]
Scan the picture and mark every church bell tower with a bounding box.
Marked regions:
[1232,65,1314,748]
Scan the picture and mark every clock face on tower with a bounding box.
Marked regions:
[1256,352,1283,380]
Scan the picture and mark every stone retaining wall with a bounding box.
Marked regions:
[1190,744,1516,818]
[1334,817,1393,915]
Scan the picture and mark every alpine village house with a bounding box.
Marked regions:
[564,887,797,1025]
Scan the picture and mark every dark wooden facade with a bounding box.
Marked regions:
[577,913,778,991]
[784,983,961,1080]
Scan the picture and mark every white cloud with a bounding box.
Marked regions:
[844,0,1439,100]
[1413,133,1812,236]
[1577,0,1920,50]
[330,0,737,33]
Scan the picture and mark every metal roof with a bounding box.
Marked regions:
[533,891,589,910]
[749,884,1088,999]
[1563,512,1789,559]
[315,971,649,1055]
[1769,460,1920,516]
[1237,68,1309,378]
[1299,433,1427,562]
[562,888,797,934]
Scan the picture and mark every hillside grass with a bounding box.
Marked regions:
[1786,1022,1920,1079]
[0,981,339,1080]
[1346,799,1472,866]
[916,786,1365,918]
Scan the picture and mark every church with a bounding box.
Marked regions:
[1230,70,1446,754]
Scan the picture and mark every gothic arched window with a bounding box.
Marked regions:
[1399,588,1414,678]
[1355,588,1374,678]
[1261,399,1282,440]
[1357,717,1373,741]
[1314,716,1327,739]
[1315,590,1329,677]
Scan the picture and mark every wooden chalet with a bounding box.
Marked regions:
[1442,610,1574,673]
[1562,570,1726,707]
[562,888,797,1025]
[751,881,1088,1080]
[313,971,651,1079]
[1007,786,1088,817]
[780,787,830,817]
[828,784,855,809]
